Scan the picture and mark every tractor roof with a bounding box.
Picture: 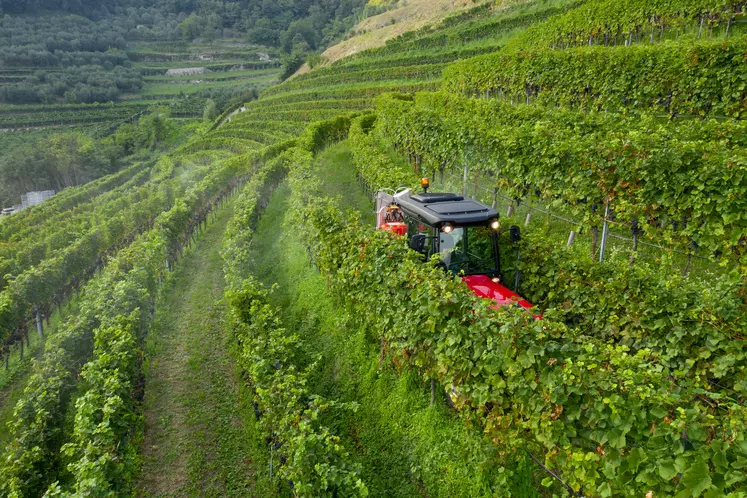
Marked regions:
[394,190,498,227]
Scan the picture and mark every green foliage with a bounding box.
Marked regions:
[306,52,326,69]
[280,142,543,497]
[348,113,418,190]
[0,109,183,206]
[297,114,359,154]
[516,229,747,392]
[508,0,747,50]
[179,13,203,42]
[202,98,217,122]
[346,0,578,59]
[293,126,747,496]
[374,92,747,265]
[267,62,445,96]
[221,133,368,496]
[444,38,747,118]
[246,0,368,54]
[255,80,439,107]
[0,135,261,496]
[280,49,308,81]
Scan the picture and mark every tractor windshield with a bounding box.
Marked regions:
[438,226,498,276]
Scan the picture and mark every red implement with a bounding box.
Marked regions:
[462,274,541,319]
[381,222,407,236]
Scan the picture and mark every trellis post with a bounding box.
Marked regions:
[462,163,468,197]
[33,306,44,340]
[599,199,611,262]
[567,230,576,247]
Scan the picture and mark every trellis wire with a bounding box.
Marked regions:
[436,168,711,264]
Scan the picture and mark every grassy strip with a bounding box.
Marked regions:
[144,68,280,82]
[136,197,270,497]
[140,73,278,96]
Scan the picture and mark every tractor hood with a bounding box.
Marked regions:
[461,274,541,319]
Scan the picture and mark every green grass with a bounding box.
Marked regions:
[144,68,280,82]
[136,197,272,497]
[140,72,279,97]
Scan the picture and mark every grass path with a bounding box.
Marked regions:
[136,199,269,497]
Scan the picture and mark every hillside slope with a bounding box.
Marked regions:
[293,0,498,75]
[1,1,746,497]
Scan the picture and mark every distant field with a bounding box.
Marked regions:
[0,39,281,132]
[131,40,280,97]
[140,71,279,97]
[144,67,279,82]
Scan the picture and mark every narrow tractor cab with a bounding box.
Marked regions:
[376,182,537,317]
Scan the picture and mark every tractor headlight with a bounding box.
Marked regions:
[490,219,500,230]
[441,223,454,234]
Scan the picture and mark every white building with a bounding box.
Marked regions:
[2,189,55,215]
[21,190,55,207]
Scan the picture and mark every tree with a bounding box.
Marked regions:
[203,98,217,122]
[203,12,220,44]
[280,49,306,80]
[178,13,202,42]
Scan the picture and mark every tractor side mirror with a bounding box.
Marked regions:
[409,233,428,253]
[509,225,521,243]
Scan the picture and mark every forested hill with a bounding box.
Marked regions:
[0,0,367,105]
[0,0,370,205]
[0,0,366,48]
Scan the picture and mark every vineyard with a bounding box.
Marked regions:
[1,0,746,496]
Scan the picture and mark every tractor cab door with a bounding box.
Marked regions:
[405,218,437,258]
[434,225,500,277]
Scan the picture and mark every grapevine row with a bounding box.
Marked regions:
[285,113,747,496]
[375,92,747,261]
[250,81,439,108]
[0,160,151,241]
[221,118,367,496]
[344,0,576,60]
[0,150,262,496]
[260,65,445,98]
[508,0,747,50]
[443,38,747,118]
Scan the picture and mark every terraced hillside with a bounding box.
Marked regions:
[1,0,746,497]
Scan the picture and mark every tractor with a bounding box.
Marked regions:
[376,179,539,318]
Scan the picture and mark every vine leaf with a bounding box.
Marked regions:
[678,459,711,497]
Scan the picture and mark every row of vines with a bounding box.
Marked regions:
[221,117,369,497]
[0,129,282,495]
[279,113,747,497]
[374,92,747,266]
